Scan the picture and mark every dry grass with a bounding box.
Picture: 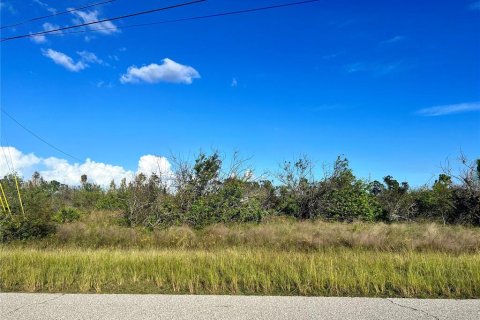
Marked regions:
[10,211,480,253]
[2,211,479,297]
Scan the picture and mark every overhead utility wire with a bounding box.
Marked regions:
[1,109,81,162]
[7,0,321,39]
[1,0,206,41]
[0,0,118,30]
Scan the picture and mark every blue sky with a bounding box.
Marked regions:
[0,0,479,186]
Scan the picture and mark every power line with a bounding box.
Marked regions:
[5,0,322,40]
[1,109,82,162]
[1,0,206,42]
[77,0,323,35]
[0,0,118,30]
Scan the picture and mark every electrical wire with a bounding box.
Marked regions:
[1,109,82,162]
[1,0,207,42]
[0,0,118,30]
[4,0,321,40]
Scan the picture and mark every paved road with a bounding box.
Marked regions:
[1,293,479,320]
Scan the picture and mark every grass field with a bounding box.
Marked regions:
[1,211,480,297]
[1,248,479,297]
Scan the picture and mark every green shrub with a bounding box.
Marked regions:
[54,207,82,223]
[0,174,56,242]
[0,215,55,242]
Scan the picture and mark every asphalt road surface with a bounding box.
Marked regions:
[1,293,479,320]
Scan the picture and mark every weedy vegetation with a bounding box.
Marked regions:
[1,248,479,297]
[0,152,479,297]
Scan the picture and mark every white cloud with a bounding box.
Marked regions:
[70,9,119,35]
[137,155,172,179]
[42,49,104,72]
[30,22,62,43]
[77,50,103,64]
[417,102,480,117]
[231,78,238,87]
[41,157,133,186]
[31,34,47,44]
[0,147,41,177]
[42,49,87,72]
[120,58,200,84]
[0,147,173,187]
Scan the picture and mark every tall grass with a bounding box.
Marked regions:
[1,248,479,297]
[10,211,480,253]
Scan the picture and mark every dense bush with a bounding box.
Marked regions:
[54,207,82,223]
[122,153,269,228]
[0,216,55,242]
[0,152,478,242]
[0,174,56,241]
[316,157,382,221]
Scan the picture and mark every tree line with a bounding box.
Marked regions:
[0,152,479,241]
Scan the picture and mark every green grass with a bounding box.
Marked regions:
[1,248,479,298]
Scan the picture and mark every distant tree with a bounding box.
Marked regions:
[370,180,385,196]
[374,175,415,221]
[193,152,222,197]
[317,157,382,221]
[442,155,480,225]
[276,155,315,219]
[432,174,454,224]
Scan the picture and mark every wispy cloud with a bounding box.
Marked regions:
[345,61,404,76]
[120,58,200,84]
[42,49,104,72]
[70,9,119,35]
[470,1,480,10]
[77,50,104,65]
[417,102,480,116]
[96,81,114,89]
[42,49,87,72]
[30,22,62,43]
[30,34,46,44]
[380,35,406,45]
[231,78,238,87]
[33,0,56,14]
[322,52,343,60]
